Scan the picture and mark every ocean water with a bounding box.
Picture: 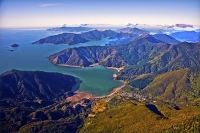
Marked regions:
[0,29,123,96]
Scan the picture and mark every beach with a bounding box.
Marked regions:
[66,92,96,102]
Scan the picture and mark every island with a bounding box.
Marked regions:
[11,43,19,47]
[32,30,118,45]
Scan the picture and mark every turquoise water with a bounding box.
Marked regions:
[0,29,123,96]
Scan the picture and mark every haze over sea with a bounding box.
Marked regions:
[0,29,123,96]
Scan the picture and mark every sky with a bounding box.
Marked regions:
[0,0,199,27]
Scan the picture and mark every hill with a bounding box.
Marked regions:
[48,35,168,67]
[107,33,179,46]
[118,27,149,34]
[128,67,200,106]
[32,30,117,45]
[0,70,92,133]
[48,36,200,80]
[0,70,79,102]
[153,34,180,44]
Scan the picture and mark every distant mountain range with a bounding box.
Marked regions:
[32,30,117,45]
[33,27,184,45]
[33,29,149,45]
[46,26,92,32]
[101,33,180,46]
[170,31,200,42]
[118,27,149,34]
[152,34,180,44]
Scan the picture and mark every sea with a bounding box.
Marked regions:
[0,28,123,96]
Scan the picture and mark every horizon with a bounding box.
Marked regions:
[0,0,199,28]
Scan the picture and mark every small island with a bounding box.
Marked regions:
[11,43,19,47]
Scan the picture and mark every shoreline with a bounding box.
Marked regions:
[57,64,84,68]
[66,91,96,102]
[57,63,125,72]
[108,82,126,97]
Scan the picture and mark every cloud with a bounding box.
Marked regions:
[39,3,60,7]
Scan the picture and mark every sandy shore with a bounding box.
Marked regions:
[66,92,96,102]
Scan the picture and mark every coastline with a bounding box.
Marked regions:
[66,91,96,102]
[57,64,85,68]
[57,63,125,73]
[72,77,82,92]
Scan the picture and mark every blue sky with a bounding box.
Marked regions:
[0,0,199,27]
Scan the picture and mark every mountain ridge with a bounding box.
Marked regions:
[170,31,200,42]
[48,37,200,80]
[32,30,117,45]
[152,34,180,44]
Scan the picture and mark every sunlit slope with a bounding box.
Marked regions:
[129,67,200,105]
[80,100,200,133]
[118,42,200,80]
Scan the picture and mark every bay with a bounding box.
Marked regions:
[0,29,123,96]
